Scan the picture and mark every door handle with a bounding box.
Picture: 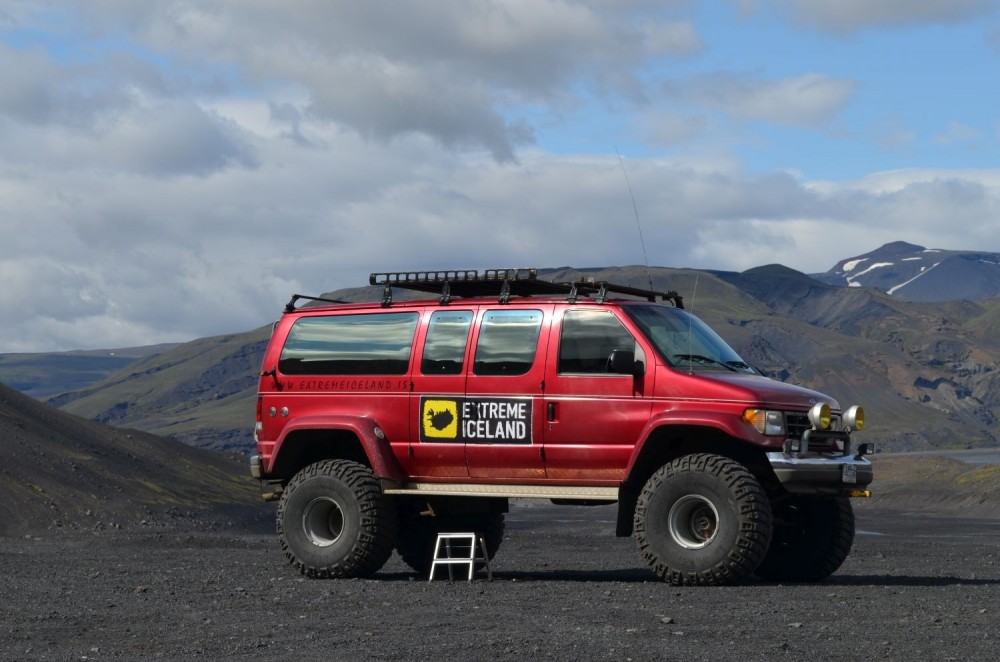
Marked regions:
[547,402,556,422]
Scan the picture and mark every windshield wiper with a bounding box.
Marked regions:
[671,354,740,372]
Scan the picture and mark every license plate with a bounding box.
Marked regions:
[842,464,857,484]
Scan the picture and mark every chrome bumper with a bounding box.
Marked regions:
[767,451,873,495]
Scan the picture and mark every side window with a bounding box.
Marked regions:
[278,312,419,375]
[421,310,473,375]
[473,310,543,376]
[558,309,640,374]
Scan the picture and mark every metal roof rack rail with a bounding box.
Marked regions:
[284,293,352,312]
[368,269,684,308]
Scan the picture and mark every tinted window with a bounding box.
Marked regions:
[558,309,640,374]
[421,310,473,375]
[473,310,543,376]
[279,312,419,375]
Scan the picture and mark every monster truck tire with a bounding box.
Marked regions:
[277,459,397,578]
[754,495,855,582]
[634,453,773,586]
[395,504,505,576]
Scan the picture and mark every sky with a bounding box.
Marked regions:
[1,0,999,353]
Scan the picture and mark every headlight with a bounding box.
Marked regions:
[808,402,831,430]
[843,405,865,432]
[743,409,785,436]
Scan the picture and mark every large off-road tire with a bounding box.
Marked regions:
[754,495,855,582]
[634,454,772,586]
[395,503,505,576]
[277,459,397,578]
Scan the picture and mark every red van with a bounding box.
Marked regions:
[251,269,873,585]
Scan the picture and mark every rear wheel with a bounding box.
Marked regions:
[634,454,772,586]
[754,495,854,582]
[277,459,397,578]
[395,503,505,576]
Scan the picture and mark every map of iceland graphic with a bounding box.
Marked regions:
[422,399,459,439]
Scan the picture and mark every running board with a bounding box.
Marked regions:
[382,482,619,501]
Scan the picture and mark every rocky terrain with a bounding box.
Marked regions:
[2,499,999,661]
[2,381,1000,660]
[0,382,264,537]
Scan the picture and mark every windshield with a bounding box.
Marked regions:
[623,304,754,374]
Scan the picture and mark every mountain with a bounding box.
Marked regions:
[0,344,178,399]
[50,329,271,452]
[814,241,1000,302]
[0,382,263,537]
[37,263,1000,455]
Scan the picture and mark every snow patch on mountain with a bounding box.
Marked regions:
[888,262,941,296]
[841,258,868,273]
[847,261,894,285]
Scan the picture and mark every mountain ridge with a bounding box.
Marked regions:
[4,242,1000,454]
[38,261,1000,454]
[814,241,1000,302]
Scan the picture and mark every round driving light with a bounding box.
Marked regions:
[808,402,831,430]
[843,405,865,432]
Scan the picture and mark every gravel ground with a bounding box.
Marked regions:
[2,502,999,662]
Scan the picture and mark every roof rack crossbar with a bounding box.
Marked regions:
[285,293,352,312]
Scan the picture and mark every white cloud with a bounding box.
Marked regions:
[639,110,710,145]
[665,72,857,128]
[933,121,985,146]
[5,88,999,353]
[21,0,698,162]
[762,0,996,33]
[1,1,998,353]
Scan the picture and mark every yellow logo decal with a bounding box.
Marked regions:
[422,399,458,439]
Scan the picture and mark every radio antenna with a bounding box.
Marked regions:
[688,273,698,374]
[615,147,653,292]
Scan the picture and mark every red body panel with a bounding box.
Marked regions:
[255,296,841,485]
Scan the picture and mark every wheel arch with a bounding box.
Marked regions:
[269,415,407,484]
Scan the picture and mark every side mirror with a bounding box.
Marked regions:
[608,350,644,377]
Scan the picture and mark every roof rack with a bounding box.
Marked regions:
[368,268,684,308]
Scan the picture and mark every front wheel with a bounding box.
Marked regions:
[754,495,854,582]
[277,459,397,578]
[634,454,772,586]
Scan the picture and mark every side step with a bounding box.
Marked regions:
[382,481,619,501]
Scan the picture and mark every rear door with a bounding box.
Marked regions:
[408,308,475,478]
[463,305,551,480]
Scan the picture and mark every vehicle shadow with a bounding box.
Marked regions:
[377,569,1000,586]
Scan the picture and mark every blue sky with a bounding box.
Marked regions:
[0,1,998,352]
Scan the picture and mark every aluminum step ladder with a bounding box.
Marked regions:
[428,532,492,582]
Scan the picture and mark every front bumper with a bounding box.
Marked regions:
[767,451,873,495]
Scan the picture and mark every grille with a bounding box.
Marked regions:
[785,411,845,453]
[785,412,810,439]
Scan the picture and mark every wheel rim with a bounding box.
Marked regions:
[302,496,345,547]
[668,494,719,549]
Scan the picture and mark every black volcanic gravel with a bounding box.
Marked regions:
[2,503,999,661]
